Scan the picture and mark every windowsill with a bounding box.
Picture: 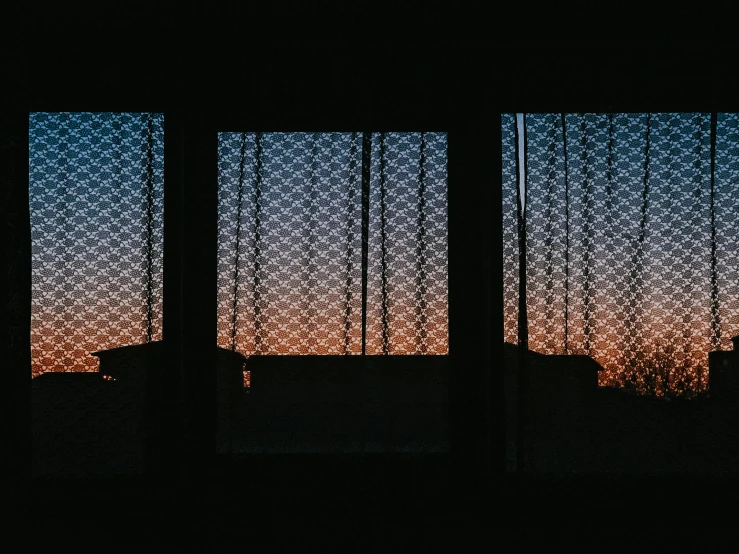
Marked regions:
[218,440,450,455]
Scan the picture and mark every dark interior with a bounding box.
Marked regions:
[6,6,739,545]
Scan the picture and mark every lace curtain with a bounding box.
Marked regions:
[503,113,739,396]
[30,113,164,376]
[217,132,448,356]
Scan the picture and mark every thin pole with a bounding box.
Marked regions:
[515,114,528,352]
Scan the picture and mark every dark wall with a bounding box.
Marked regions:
[499,40,739,113]
[0,84,32,538]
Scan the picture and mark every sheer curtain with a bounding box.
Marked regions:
[365,132,448,355]
[29,113,164,376]
[503,113,739,396]
[217,132,448,357]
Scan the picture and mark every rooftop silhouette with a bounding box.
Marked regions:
[505,336,739,473]
[32,342,450,477]
[32,342,246,477]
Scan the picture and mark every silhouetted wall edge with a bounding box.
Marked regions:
[0,108,32,526]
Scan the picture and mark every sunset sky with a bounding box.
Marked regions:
[29,113,164,376]
[217,132,448,356]
[504,113,739,395]
[29,121,447,377]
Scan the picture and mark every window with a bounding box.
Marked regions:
[30,112,164,376]
[504,113,739,394]
[29,112,165,476]
[503,112,739,473]
[215,131,450,454]
[217,132,448,357]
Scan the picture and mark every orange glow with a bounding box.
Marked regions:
[506,299,712,398]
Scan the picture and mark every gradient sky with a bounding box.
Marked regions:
[504,113,739,395]
[217,132,448,356]
[29,123,447,378]
[29,113,164,376]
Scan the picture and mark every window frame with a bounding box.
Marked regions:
[168,100,495,474]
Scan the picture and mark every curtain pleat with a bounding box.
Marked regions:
[502,114,520,347]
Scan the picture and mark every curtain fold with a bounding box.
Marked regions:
[502,114,520,346]
[503,112,739,397]
[366,132,448,354]
[714,114,739,351]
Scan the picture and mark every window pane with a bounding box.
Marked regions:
[30,112,164,376]
[217,132,363,355]
[503,112,739,474]
[30,112,165,477]
[510,113,739,393]
[365,132,448,354]
[217,132,448,356]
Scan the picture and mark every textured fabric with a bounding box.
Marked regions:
[502,115,520,346]
[30,113,164,376]
[217,132,448,356]
[365,132,448,354]
[503,113,739,397]
[714,114,739,352]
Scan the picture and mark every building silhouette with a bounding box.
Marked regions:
[32,343,451,475]
[505,335,739,473]
[709,335,739,401]
[238,355,449,454]
[32,342,246,477]
[32,371,138,477]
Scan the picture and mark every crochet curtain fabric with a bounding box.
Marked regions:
[30,122,447,376]
[503,113,739,396]
[30,112,164,376]
[217,132,448,356]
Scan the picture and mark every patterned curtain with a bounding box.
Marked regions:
[502,116,519,346]
[30,113,164,376]
[502,113,739,396]
[217,132,448,356]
